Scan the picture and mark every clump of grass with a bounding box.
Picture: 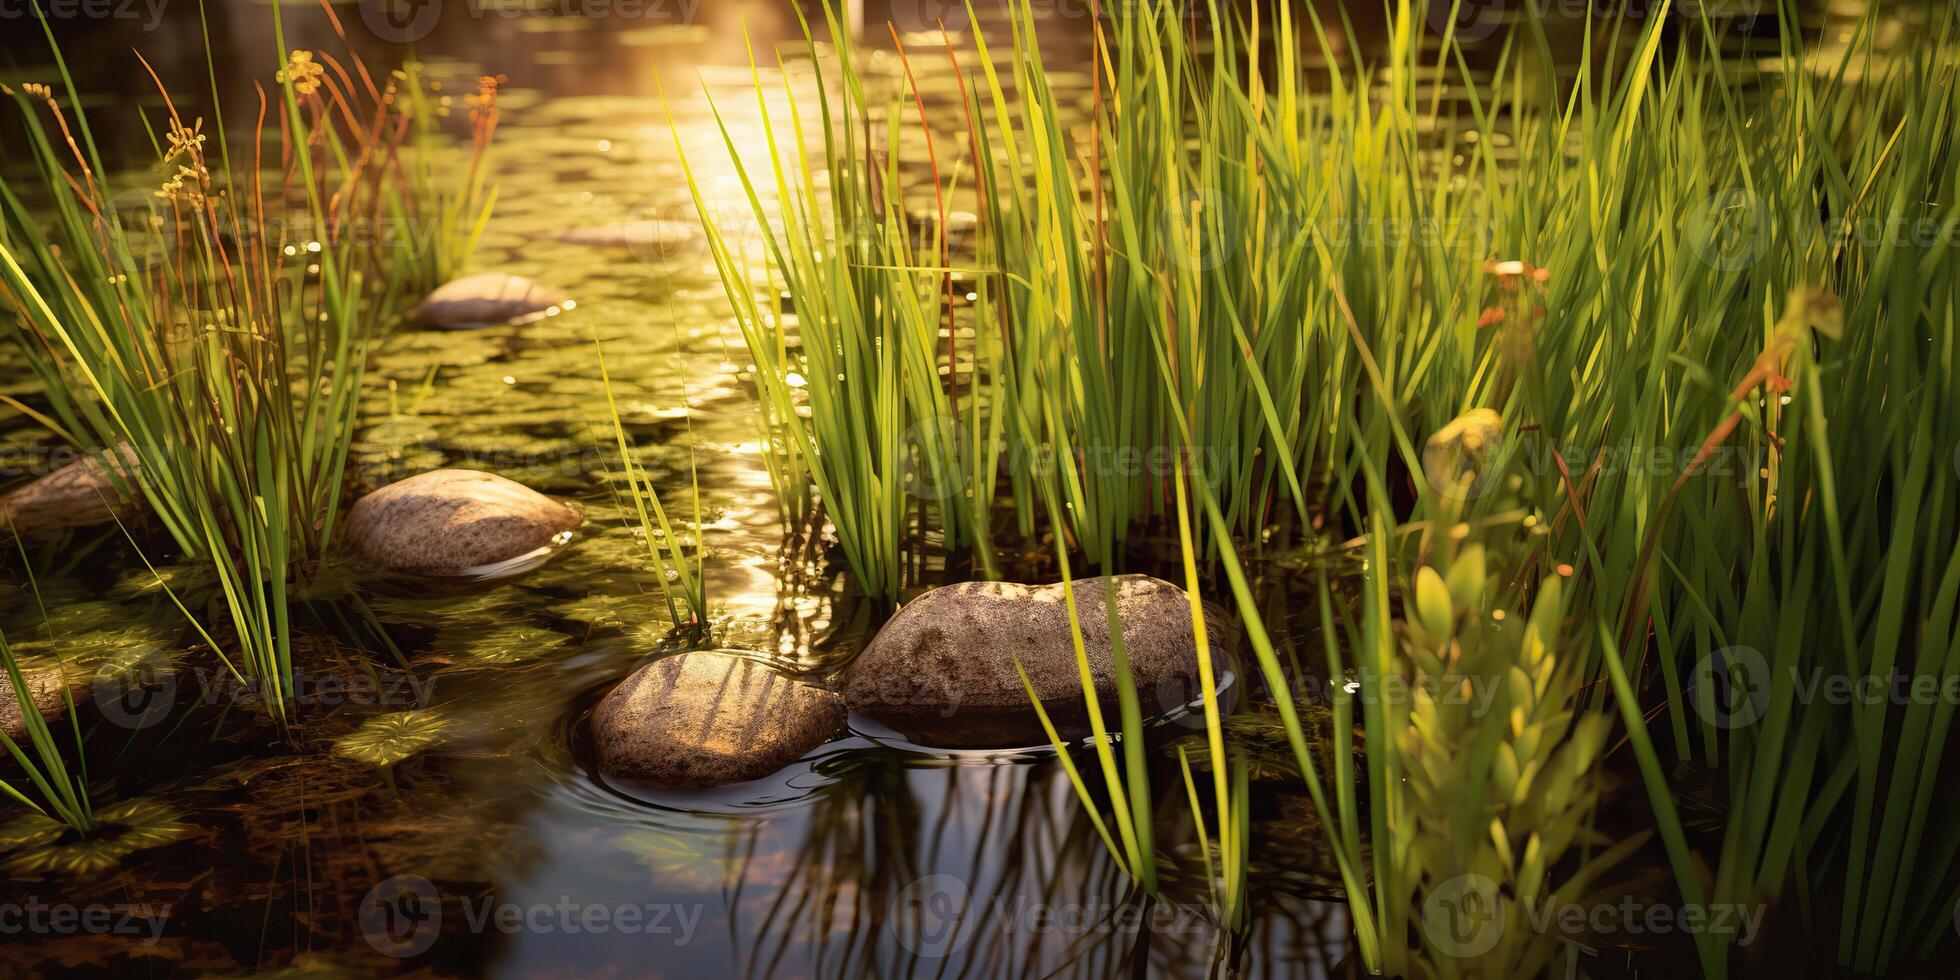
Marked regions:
[0,539,91,834]
[669,6,1002,600]
[596,337,708,628]
[0,672,90,832]
[0,0,501,726]
[396,63,504,291]
[693,0,1960,973]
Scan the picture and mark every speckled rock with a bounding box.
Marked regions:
[592,651,845,788]
[410,273,570,329]
[0,443,141,536]
[841,575,1236,748]
[0,670,74,744]
[344,469,582,576]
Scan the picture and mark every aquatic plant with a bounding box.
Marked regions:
[396,64,505,291]
[670,5,1000,601]
[0,1,499,726]
[680,0,1960,973]
[596,338,708,627]
[0,625,90,834]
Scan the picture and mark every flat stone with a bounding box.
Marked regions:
[0,443,141,537]
[344,469,582,576]
[592,650,845,788]
[840,575,1236,748]
[0,670,74,744]
[410,273,570,329]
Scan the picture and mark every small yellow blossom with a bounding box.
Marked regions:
[163,119,206,163]
[280,50,325,97]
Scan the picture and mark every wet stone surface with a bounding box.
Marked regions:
[840,575,1237,748]
[591,650,845,788]
[0,443,141,537]
[411,272,572,329]
[344,468,583,577]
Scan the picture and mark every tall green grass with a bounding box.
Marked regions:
[669,7,998,600]
[0,0,500,729]
[0,525,92,833]
[700,0,1960,973]
[596,337,709,627]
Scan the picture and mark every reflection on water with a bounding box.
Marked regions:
[0,0,1864,976]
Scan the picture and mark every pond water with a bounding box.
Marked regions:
[0,1,1870,976]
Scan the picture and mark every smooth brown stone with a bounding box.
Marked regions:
[0,670,74,745]
[410,273,570,329]
[344,469,582,576]
[592,651,845,788]
[0,443,141,536]
[840,575,1235,749]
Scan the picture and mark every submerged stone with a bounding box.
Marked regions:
[0,443,141,537]
[840,575,1235,749]
[591,650,845,788]
[0,670,75,745]
[344,469,582,577]
[411,273,571,329]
